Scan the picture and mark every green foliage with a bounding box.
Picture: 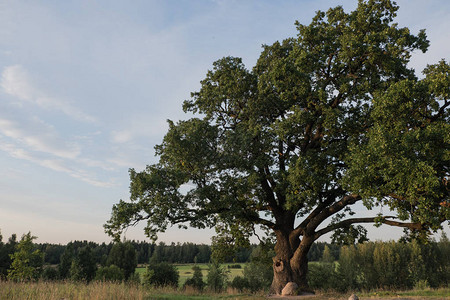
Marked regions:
[307,262,336,291]
[211,222,252,263]
[0,232,17,279]
[69,246,97,282]
[58,243,75,279]
[104,0,448,290]
[242,243,274,292]
[105,0,445,243]
[40,244,65,265]
[335,245,359,291]
[144,262,179,287]
[148,241,213,265]
[230,276,249,292]
[227,264,242,269]
[41,266,59,281]
[206,261,228,292]
[321,245,335,263]
[7,232,43,282]
[344,60,450,232]
[335,240,449,292]
[183,265,205,291]
[95,264,125,282]
[106,241,137,280]
[331,225,369,245]
[307,242,340,261]
[307,239,450,292]
[372,241,410,289]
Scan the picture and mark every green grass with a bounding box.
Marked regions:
[359,287,450,298]
[137,263,246,287]
[1,280,447,299]
[145,288,266,300]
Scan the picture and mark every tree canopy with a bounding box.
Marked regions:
[105,0,448,294]
[7,232,43,282]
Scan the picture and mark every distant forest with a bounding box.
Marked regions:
[0,235,338,268]
[38,240,338,265]
[1,232,448,290]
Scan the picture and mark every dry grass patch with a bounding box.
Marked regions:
[0,280,147,300]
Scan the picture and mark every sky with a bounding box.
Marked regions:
[0,0,448,245]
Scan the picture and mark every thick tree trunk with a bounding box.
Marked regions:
[270,232,314,295]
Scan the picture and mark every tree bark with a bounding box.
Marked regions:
[291,235,314,291]
[270,230,314,295]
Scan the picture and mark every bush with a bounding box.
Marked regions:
[128,272,142,285]
[106,242,137,280]
[308,262,337,291]
[143,262,179,287]
[206,262,228,292]
[230,276,249,292]
[95,265,125,282]
[7,232,43,282]
[243,261,272,292]
[331,240,450,292]
[41,266,58,281]
[69,246,97,282]
[227,264,242,269]
[183,265,204,291]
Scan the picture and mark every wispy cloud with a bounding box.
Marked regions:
[1,65,96,123]
[0,115,119,187]
[0,117,80,159]
[0,140,114,188]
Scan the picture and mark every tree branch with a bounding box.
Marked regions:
[313,216,424,240]
[291,188,346,240]
[306,193,362,234]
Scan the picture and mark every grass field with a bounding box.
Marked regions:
[136,263,246,286]
[1,280,448,299]
[2,281,448,300]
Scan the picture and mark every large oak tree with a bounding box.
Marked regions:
[105,0,449,294]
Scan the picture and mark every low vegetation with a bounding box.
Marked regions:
[1,228,449,297]
[0,281,148,300]
[1,280,449,299]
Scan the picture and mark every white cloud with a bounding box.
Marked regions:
[78,158,115,171]
[0,115,117,187]
[0,140,114,188]
[1,65,96,123]
[0,117,80,159]
[111,130,133,144]
[0,65,35,100]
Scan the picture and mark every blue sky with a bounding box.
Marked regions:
[0,0,448,244]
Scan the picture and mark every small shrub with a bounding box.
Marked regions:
[308,262,337,291]
[230,276,249,292]
[7,232,44,282]
[183,265,205,291]
[69,246,97,282]
[228,264,242,269]
[106,242,137,280]
[207,261,228,292]
[41,266,58,281]
[414,279,430,290]
[143,262,179,287]
[243,261,273,292]
[95,264,125,282]
[242,241,274,292]
[128,272,142,284]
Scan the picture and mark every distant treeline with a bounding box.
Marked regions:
[34,241,214,266]
[0,234,339,271]
[34,240,338,266]
[1,230,449,290]
[309,238,450,291]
